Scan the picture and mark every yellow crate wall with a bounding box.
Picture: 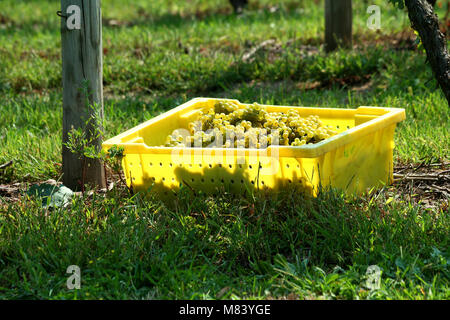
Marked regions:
[104,98,405,200]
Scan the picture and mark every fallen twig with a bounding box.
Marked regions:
[242,39,280,63]
[0,161,13,170]
[393,160,449,203]
[429,184,450,198]
[393,173,442,181]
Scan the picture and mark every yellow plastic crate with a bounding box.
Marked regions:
[102,98,406,198]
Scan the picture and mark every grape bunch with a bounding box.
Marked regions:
[164,101,338,148]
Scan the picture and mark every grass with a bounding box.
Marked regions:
[0,188,448,299]
[0,0,448,299]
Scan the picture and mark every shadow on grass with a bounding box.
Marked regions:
[1,168,448,298]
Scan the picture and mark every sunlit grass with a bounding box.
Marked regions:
[0,0,448,300]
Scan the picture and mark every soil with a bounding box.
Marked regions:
[1,162,448,211]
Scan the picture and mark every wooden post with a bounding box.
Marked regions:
[325,0,353,52]
[61,0,105,190]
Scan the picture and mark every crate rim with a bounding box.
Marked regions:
[102,98,406,158]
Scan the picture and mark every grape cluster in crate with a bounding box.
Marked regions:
[164,101,338,148]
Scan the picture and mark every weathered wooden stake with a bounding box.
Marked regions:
[325,0,353,52]
[61,0,105,190]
